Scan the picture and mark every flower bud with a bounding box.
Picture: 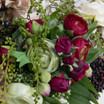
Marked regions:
[38,83,51,96]
[40,71,51,83]
[86,66,92,78]
[32,21,43,35]
[69,61,89,82]
[26,19,44,34]
[50,73,70,93]
[27,38,33,46]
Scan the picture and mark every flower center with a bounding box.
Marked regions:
[75,21,84,29]
[79,46,87,60]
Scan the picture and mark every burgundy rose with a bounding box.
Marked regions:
[25,19,44,34]
[64,13,88,36]
[55,37,72,54]
[0,47,8,56]
[63,53,75,65]
[73,37,89,62]
[0,47,8,63]
[50,73,70,93]
[69,61,89,82]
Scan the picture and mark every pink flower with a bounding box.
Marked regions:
[38,83,51,96]
[69,61,89,82]
[64,13,88,36]
[50,73,70,93]
[55,37,72,54]
[25,19,44,34]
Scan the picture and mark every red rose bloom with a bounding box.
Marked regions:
[26,19,44,34]
[73,37,89,62]
[69,61,89,82]
[55,37,72,54]
[50,73,70,93]
[64,13,88,36]
[63,53,75,65]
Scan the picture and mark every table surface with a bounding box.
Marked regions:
[98,91,104,104]
[91,91,104,104]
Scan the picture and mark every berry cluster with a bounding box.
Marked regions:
[90,57,104,99]
[0,5,10,27]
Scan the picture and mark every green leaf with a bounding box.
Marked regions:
[83,21,98,40]
[56,24,64,31]
[49,11,59,20]
[1,45,10,49]
[79,76,99,96]
[12,28,21,41]
[61,70,70,79]
[88,21,98,29]
[19,55,31,68]
[32,21,42,34]
[12,28,25,51]
[10,51,24,58]
[66,30,74,38]
[43,96,61,104]
[48,18,58,30]
[83,27,95,40]
[53,68,70,79]
[73,63,78,68]
[48,26,65,40]
[53,70,60,76]
[85,48,104,63]
[68,94,91,104]
[10,51,31,68]
[70,82,98,104]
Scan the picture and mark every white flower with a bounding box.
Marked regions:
[74,0,104,26]
[74,0,88,7]
[6,83,43,104]
[27,39,59,73]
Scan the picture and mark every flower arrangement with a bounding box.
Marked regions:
[0,0,104,104]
